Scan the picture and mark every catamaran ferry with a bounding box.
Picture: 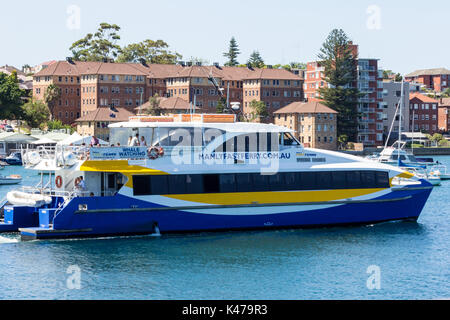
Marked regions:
[0,114,433,240]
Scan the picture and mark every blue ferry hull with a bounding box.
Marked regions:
[19,184,433,240]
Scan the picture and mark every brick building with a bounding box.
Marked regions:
[241,67,304,122]
[405,68,450,93]
[76,107,135,142]
[33,61,303,125]
[274,101,338,150]
[438,97,450,133]
[409,92,439,134]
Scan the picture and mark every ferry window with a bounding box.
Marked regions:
[152,175,169,195]
[168,175,187,194]
[346,171,361,189]
[332,171,347,189]
[236,173,252,192]
[133,176,151,196]
[186,174,204,194]
[316,172,332,189]
[299,172,316,190]
[284,172,300,190]
[220,174,236,193]
[252,174,269,192]
[107,174,116,189]
[268,173,285,191]
[376,171,390,188]
[361,171,377,188]
[203,175,220,193]
[283,133,299,146]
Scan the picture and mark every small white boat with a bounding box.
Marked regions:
[0,175,22,185]
[6,190,52,207]
[429,165,450,181]
[401,167,441,186]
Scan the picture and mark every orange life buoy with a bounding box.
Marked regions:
[147,147,158,160]
[157,147,165,157]
[55,176,63,188]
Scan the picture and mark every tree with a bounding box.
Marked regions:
[21,99,50,128]
[428,133,443,147]
[338,134,349,150]
[223,37,240,67]
[145,94,163,116]
[317,29,361,142]
[282,62,307,71]
[216,98,227,114]
[247,51,265,68]
[70,23,122,61]
[442,88,450,98]
[117,40,182,65]
[0,71,25,119]
[44,84,61,120]
[249,100,269,122]
[395,73,403,82]
[46,120,74,133]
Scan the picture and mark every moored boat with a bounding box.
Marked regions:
[0,114,434,240]
[0,175,22,185]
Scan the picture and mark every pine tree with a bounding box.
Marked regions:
[223,37,240,67]
[318,29,361,142]
[247,51,265,68]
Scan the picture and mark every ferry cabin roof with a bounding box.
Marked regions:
[109,121,295,134]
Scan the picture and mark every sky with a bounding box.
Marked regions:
[1,0,448,74]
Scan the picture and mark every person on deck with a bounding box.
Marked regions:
[140,136,147,147]
[130,134,140,146]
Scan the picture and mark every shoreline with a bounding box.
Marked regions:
[339,147,450,157]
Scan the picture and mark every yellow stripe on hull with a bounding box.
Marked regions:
[164,189,386,206]
[80,160,168,188]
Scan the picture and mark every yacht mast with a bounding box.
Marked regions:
[398,80,404,165]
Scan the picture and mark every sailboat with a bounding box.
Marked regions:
[375,81,437,167]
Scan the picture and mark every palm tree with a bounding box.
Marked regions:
[44,84,61,120]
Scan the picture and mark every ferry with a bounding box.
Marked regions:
[0,114,434,240]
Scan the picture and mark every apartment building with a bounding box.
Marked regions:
[438,97,450,133]
[33,60,304,124]
[405,68,450,93]
[304,43,384,146]
[274,101,338,150]
[241,67,304,122]
[409,92,439,134]
[33,61,83,124]
[357,58,384,146]
[381,81,411,139]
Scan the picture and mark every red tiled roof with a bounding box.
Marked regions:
[138,96,197,111]
[242,68,303,80]
[75,107,135,122]
[274,101,338,114]
[409,92,439,103]
[33,61,304,82]
[34,61,149,77]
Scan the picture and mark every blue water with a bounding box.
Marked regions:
[0,158,449,300]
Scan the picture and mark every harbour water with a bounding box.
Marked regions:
[0,157,449,300]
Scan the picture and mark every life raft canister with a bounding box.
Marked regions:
[55,176,63,188]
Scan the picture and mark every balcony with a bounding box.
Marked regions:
[359,119,375,124]
[358,65,376,72]
[358,129,376,134]
[359,98,376,103]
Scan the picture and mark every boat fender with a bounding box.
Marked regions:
[55,176,63,188]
